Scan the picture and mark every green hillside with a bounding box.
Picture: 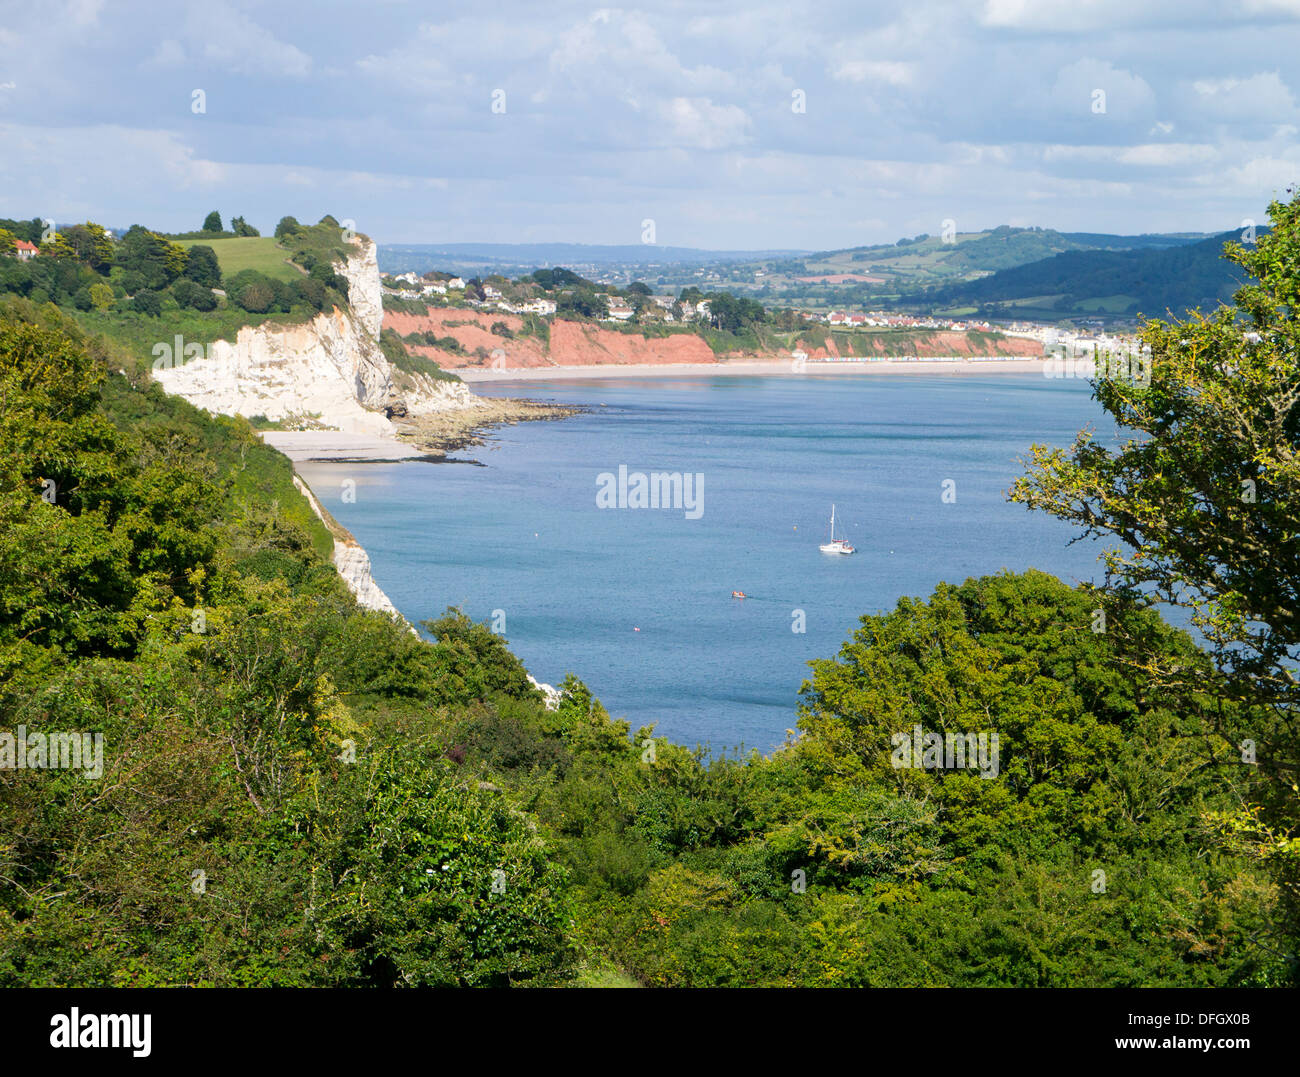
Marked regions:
[176,236,303,282]
[725,226,1211,310]
[920,230,1254,323]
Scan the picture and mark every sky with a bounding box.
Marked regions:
[0,0,1298,250]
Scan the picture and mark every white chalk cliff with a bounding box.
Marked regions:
[153,237,476,436]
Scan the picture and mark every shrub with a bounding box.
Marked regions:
[132,289,162,316]
[171,279,217,311]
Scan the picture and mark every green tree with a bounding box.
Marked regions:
[183,244,222,288]
[132,289,162,316]
[87,282,113,311]
[171,279,217,311]
[230,216,260,238]
[1010,187,1300,930]
[62,222,115,271]
[115,227,187,290]
[202,211,223,233]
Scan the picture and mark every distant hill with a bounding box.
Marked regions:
[920,230,1257,323]
[672,225,1217,309]
[786,226,1211,286]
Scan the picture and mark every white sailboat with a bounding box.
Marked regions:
[819,503,855,555]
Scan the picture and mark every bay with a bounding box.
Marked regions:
[298,372,1113,753]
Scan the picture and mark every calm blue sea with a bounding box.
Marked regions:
[298,373,1114,752]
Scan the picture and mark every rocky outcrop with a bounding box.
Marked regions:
[528,675,561,711]
[332,538,404,619]
[337,237,384,341]
[152,238,561,707]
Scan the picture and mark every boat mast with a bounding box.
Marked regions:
[830,503,836,541]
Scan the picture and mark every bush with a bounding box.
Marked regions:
[171,279,217,312]
[132,289,162,316]
[183,245,222,288]
[293,276,327,311]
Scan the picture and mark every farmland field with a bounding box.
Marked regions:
[177,236,303,282]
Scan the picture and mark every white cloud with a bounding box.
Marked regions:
[658,97,751,150]
[1224,154,1300,193]
[832,60,914,86]
[1241,0,1300,15]
[65,0,103,29]
[184,3,311,78]
[1190,71,1297,120]
[146,39,187,69]
[1050,58,1156,118]
[1117,142,1217,165]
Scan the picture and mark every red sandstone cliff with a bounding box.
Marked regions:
[382,308,1042,371]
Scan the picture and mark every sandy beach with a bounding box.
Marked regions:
[456,358,1050,382]
[259,431,436,463]
[260,396,582,462]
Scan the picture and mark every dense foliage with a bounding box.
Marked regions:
[0,301,569,985]
[1012,190,1300,936]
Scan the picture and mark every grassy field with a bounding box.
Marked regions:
[179,236,304,282]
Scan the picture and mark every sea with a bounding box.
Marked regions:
[297,372,1116,753]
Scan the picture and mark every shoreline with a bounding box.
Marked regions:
[260,357,1051,462]
[260,396,581,463]
[454,358,1050,382]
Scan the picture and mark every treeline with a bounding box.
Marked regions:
[0,219,220,315]
[0,213,352,321]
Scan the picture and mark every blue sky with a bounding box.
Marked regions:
[1,0,1298,249]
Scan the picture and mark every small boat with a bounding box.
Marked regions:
[819,503,855,555]
[731,590,746,599]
